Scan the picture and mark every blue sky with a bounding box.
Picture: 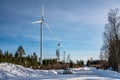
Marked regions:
[0,0,120,62]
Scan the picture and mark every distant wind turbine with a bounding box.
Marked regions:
[56,37,65,62]
[32,1,53,65]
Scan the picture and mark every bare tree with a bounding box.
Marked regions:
[101,8,120,71]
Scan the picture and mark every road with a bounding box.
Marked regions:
[39,70,119,80]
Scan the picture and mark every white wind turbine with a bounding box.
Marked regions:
[56,37,65,62]
[32,1,53,65]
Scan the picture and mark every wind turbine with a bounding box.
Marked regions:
[32,1,53,65]
[56,37,65,62]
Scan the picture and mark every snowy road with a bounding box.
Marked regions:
[0,63,120,80]
[38,70,119,80]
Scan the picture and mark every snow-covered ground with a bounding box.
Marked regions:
[0,63,120,80]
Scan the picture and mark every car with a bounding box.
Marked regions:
[63,68,73,74]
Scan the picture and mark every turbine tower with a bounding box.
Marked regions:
[32,0,52,65]
[63,51,65,63]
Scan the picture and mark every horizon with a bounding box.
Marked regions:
[0,0,120,62]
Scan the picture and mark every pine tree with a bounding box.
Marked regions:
[17,46,25,57]
[70,60,74,68]
[0,49,3,62]
[4,51,9,62]
[16,46,25,65]
[8,53,13,63]
[31,52,38,68]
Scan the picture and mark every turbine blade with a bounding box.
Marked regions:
[42,2,44,18]
[56,37,64,47]
[32,20,42,24]
[44,22,53,34]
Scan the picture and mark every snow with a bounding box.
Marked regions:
[92,68,120,79]
[0,63,120,80]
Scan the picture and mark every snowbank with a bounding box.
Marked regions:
[0,63,58,80]
[0,63,120,80]
[0,63,34,77]
[92,68,120,79]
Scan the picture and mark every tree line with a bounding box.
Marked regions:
[100,8,120,72]
[86,59,108,69]
[0,46,39,68]
[0,45,84,69]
